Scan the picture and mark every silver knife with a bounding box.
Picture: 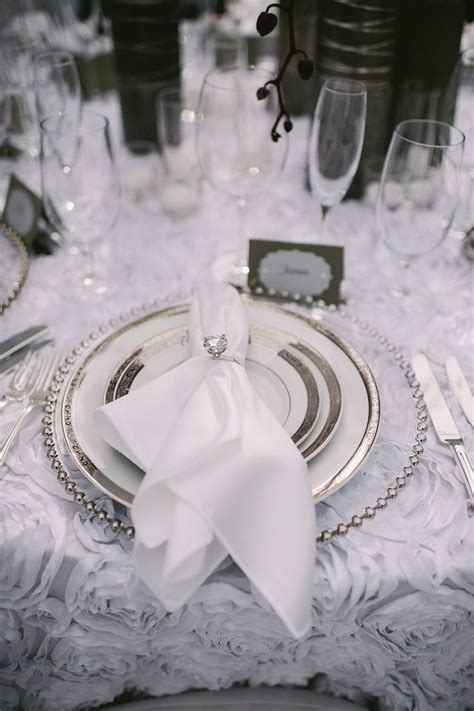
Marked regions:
[0,325,49,361]
[0,339,53,377]
[446,356,474,427]
[412,354,474,498]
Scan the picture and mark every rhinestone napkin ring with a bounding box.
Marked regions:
[203,334,228,358]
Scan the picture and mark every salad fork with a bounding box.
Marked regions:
[0,350,37,411]
[0,351,63,465]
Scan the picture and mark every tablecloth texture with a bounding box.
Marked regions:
[0,103,472,711]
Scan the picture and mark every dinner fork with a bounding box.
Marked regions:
[0,351,63,465]
[0,350,37,411]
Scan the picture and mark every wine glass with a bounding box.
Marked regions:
[0,86,11,145]
[1,31,49,157]
[34,51,82,127]
[377,119,465,298]
[308,78,367,229]
[40,110,121,299]
[442,49,474,244]
[196,65,288,284]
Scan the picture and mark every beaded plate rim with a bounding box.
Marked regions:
[41,295,428,543]
[0,222,29,316]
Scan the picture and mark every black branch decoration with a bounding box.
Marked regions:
[256,0,314,142]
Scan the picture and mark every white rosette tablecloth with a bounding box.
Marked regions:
[0,101,472,711]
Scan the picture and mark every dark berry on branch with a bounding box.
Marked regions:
[297,59,314,80]
[271,130,280,142]
[256,11,278,36]
[257,86,270,100]
[284,119,293,132]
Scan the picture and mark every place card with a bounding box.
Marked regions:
[248,239,344,305]
[2,174,44,249]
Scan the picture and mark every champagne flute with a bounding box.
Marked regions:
[40,110,121,299]
[196,65,288,285]
[34,51,82,127]
[308,78,367,229]
[377,119,464,298]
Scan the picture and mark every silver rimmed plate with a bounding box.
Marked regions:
[57,300,379,506]
[103,324,321,447]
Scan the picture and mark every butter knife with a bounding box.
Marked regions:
[0,325,49,361]
[446,356,474,427]
[412,354,474,498]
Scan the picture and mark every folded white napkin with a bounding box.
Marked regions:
[95,283,315,637]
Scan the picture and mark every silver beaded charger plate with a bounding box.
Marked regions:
[0,222,29,316]
[53,300,377,507]
[103,324,327,449]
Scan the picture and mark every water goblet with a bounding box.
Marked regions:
[377,119,465,298]
[196,65,288,285]
[40,110,121,299]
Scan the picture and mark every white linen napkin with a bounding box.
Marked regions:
[95,283,315,638]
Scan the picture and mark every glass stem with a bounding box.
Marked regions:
[237,195,247,267]
[399,259,410,297]
[320,205,330,240]
[80,243,95,286]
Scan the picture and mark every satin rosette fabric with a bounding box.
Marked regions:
[95,283,315,637]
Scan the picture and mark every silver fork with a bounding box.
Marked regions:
[0,351,63,465]
[0,350,37,412]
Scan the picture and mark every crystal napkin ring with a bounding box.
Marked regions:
[203,334,228,357]
[203,334,239,364]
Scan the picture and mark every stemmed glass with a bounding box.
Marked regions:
[34,51,82,127]
[196,65,288,285]
[1,31,49,157]
[377,119,465,298]
[0,87,11,145]
[40,110,121,299]
[308,78,367,230]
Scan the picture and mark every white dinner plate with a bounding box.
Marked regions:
[57,300,379,506]
[103,324,322,447]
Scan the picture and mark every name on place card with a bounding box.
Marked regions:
[247,239,344,305]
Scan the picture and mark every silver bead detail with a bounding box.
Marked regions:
[97,511,107,522]
[409,454,419,465]
[387,487,397,498]
[351,515,363,527]
[403,466,414,477]
[65,481,76,494]
[125,526,135,539]
[336,523,348,536]
[376,497,387,508]
[396,477,407,488]
[74,492,85,504]
[57,471,68,482]
[320,530,332,542]
[86,502,95,513]
[364,507,376,519]
[110,519,121,532]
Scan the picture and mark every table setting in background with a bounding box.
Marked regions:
[0,2,473,711]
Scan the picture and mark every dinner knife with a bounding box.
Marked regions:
[446,356,474,427]
[412,354,474,498]
[0,325,49,361]
[0,339,53,377]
